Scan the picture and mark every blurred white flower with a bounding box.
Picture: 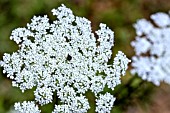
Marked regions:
[131,11,170,86]
[0,4,130,113]
[151,12,170,27]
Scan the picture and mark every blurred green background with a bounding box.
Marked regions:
[0,0,170,113]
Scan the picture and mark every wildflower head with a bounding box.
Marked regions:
[131,11,170,86]
[0,4,130,112]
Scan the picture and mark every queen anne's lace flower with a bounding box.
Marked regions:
[131,11,170,86]
[0,4,130,113]
[95,93,116,113]
[14,101,41,113]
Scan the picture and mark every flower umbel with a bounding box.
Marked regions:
[14,101,41,113]
[131,11,170,86]
[0,4,130,113]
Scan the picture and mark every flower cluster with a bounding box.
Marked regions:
[131,12,170,85]
[0,4,130,113]
[14,101,41,113]
[95,93,115,112]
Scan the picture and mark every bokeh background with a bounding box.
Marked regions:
[0,0,170,113]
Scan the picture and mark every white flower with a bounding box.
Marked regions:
[0,4,130,113]
[52,94,90,113]
[90,75,106,95]
[105,51,130,90]
[151,12,170,27]
[131,37,151,55]
[131,11,170,85]
[133,19,153,36]
[14,101,41,113]
[52,104,70,113]
[95,93,115,113]
[34,86,53,105]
